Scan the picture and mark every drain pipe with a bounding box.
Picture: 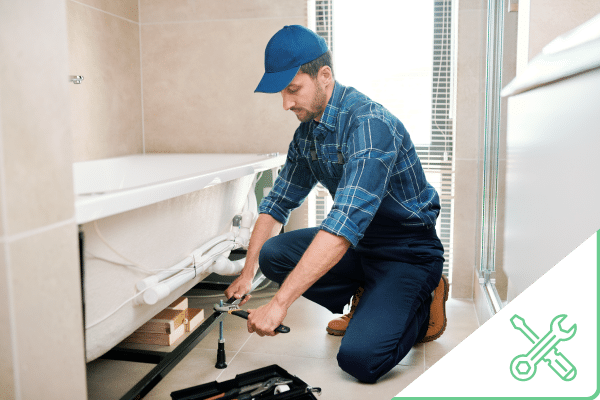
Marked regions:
[139,213,253,305]
[135,232,235,292]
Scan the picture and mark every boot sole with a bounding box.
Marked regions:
[326,327,346,336]
[420,274,449,343]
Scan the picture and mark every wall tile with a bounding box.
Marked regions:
[452,159,481,298]
[141,0,305,24]
[455,8,485,161]
[529,0,600,60]
[0,1,75,235]
[0,179,4,238]
[0,245,15,400]
[67,1,143,162]
[9,224,86,399]
[142,18,302,154]
[72,0,139,22]
[459,0,487,11]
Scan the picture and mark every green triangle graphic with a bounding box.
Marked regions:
[395,231,600,399]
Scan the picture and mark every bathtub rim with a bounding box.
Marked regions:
[73,153,285,224]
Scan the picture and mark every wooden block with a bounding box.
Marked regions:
[137,309,186,334]
[185,308,205,332]
[123,323,185,346]
[167,297,188,311]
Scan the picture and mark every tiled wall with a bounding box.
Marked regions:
[140,0,304,154]
[67,0,305,162]
[67,0,143,162]
[451,0,487,299]
[528,0,600,61]
[0,2,86,399]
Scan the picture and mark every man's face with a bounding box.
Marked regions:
[281,72,327,123]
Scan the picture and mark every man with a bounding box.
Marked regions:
[225,25,448,383]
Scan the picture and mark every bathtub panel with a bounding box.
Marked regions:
[83,175,254,361]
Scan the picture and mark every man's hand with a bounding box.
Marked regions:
[247,300,287,337]
[224,274,253,307]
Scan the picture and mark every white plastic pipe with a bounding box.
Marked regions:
[143,271,193,305]
[136,256,192,291]
[135,232,234,291]
[208,256,246,275]
[137,192,256,305]
[143,240,239,305]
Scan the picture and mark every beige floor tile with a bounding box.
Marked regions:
[87,359,154,400]
[243,296,343,360]
[144,349,232,399]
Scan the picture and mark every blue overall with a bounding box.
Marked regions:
[259,217,444,383]
[257,82,444,382]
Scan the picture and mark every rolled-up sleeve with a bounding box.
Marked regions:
[319,118,400,246]
[258,137,317,225]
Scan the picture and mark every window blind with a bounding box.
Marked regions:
[416,0,455,277]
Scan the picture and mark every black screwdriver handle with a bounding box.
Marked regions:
[230,310,291,333]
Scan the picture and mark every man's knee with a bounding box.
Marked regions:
[336,343,382,384]
[258,236,286,284]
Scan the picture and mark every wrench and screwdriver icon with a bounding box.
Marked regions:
[510,314,577,381]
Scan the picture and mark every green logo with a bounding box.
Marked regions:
[510,314,577,381]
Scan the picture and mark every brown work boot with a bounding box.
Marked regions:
[420,275,449,343]
[326,286,364,336]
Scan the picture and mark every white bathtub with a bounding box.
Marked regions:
[74,153,285,361]
[73,153,285,224]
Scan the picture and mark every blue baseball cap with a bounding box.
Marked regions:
[255,25,328,93]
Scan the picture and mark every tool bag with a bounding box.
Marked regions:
[170,364,321,400]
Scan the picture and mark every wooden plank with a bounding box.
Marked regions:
[185,308,205,332]
[167,297,188,311]
[137,309,186,334]
[123,324,186,346]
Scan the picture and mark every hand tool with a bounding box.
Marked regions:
[510,314,576,381]
[205,377,293,400]
[214,296,291,334]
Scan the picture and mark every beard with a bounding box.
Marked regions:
[292,83,327,123]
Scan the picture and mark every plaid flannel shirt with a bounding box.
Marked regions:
[258,81,440,247]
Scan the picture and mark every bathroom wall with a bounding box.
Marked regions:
[0,2,87,399]
[67,0,305,162]
[67,0,143,162]
[527,0,600,62]
[140,0,304,154]
[451,0,487,299]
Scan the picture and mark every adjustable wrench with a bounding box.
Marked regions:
[214,296,291,334]
[510,314,576,381]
